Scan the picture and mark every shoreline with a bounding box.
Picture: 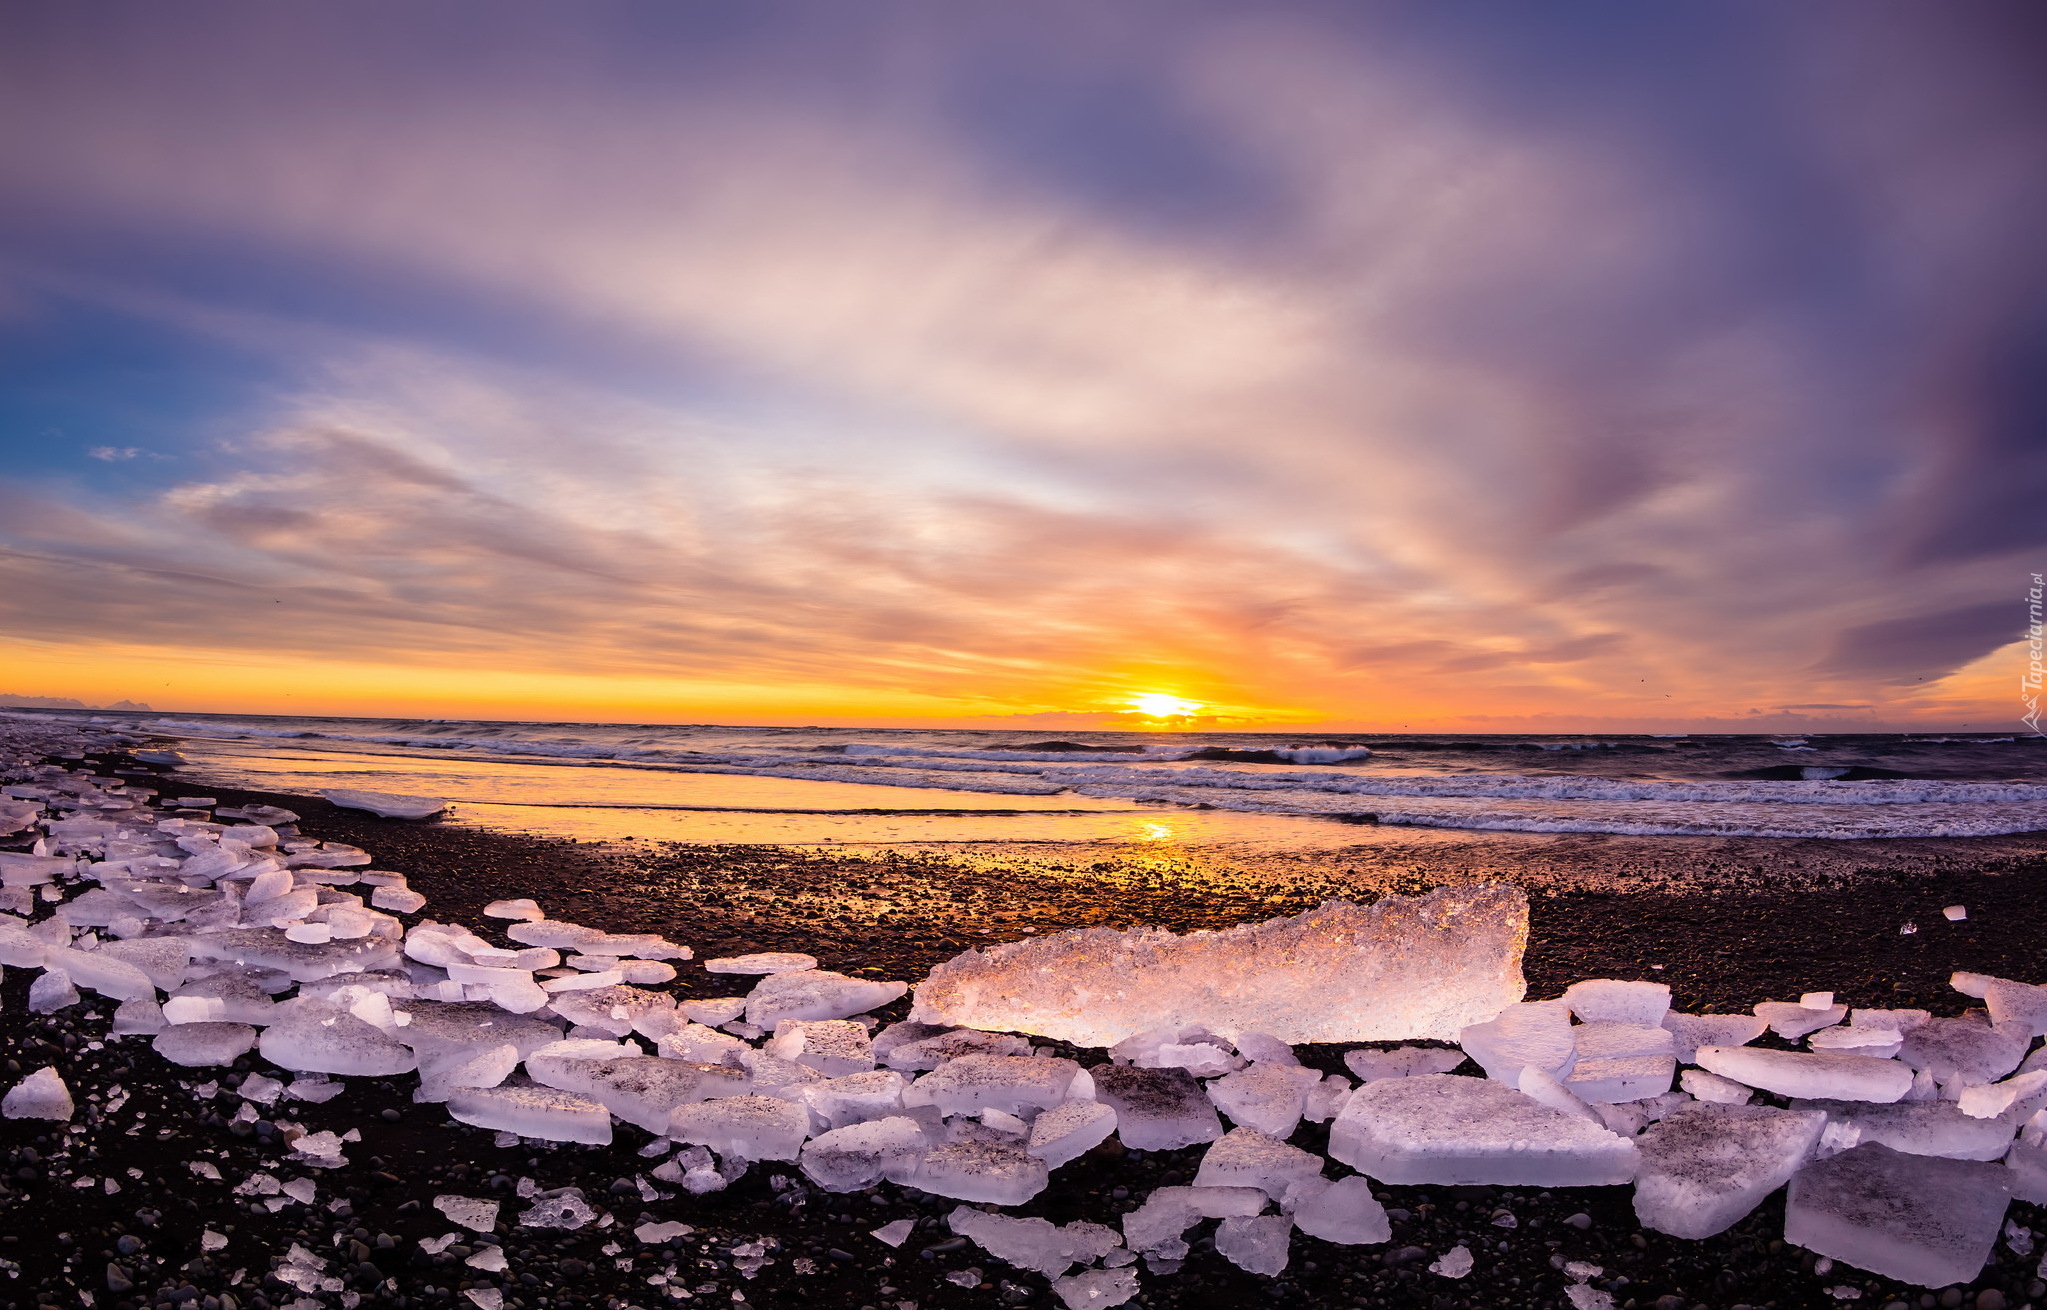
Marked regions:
[5,741,2047,1310]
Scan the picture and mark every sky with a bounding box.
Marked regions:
[1,1,2044,732]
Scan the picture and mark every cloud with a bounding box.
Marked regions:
[87,446,141,461]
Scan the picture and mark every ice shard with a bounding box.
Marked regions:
[1631,1103,1827,1238]
[911,886,1528,1046]
[1329,1074,1638,1186]
[1785,1143,2010,1287]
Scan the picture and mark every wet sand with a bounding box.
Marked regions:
[5,753,2047,1310]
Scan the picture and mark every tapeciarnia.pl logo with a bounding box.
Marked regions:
[2025,571,2044,737]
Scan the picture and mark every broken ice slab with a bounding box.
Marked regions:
[910,1139,1050,1204]
[188,927,401,982]
[1631,1102,1827,1239]
[680,997,748,1028]
[1695,1047,1912,1103]
[1900,1018,2027,1088]
[799,1116,929,1192]
[879,1026,1033,1072]
[1660,1013,1768,1063]
[91,935,192,991]
[1980,979,2047,1036]
[1563,980,1671,1027]
[1809,1026,1905,1058]
[765,1019,875,1076]
[1573,1022,1675,1060]
[706,952,817,975]
[1329,1074,1639,1186]
[1343,1046,1465,1083]
[669,1094,811,1162]
[1121,1185,1267,1252]
[1785,1142,2010,1287]
[111,996,167,1036]
[1206,1062,1323,1138]
[913,1054,1085,1116]
[449,1081,613,1145]
[28,969,80,1012]
[1564,1055,1677,1105]
[948,1207,1122,1278]
[746,970,908,1027]
[528,1055,748,1134]
[41,944,155,1001]
[319,789,449,820]
[1680,1069,1754,1105]
[1050,1267,1139,1310]
[869,1218,916,1247]
[1091,1065,1225,1152]
[1754,1001,1849,1040]
[1192,1127,1323,1200]
[655,1023,748,1067]
[519,1187,598,1230]
[1796,1099,2025,1161]
[2,1067,74,1121]
[433,1195,500,1233]
[546,984,676,1039]
[1284,1175,1390,1245]
[484,899,544,921]
[152,1022,259,1067]
[913,885,1527,1046]
[1302,1073,1355,1124]
[1027,1098,1118,1169]
[391,1001,563,1061]
[2007,1110,2047,1203]
[260,1002,419,1076]
[1459,1001,1574,1083]
[1215,1213,1293,1276]
[1959,1070,2047,1119]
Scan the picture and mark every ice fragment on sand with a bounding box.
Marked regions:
[947,1207,1122,1277]
[1516,1066,1600,1123]
[28,968,80,1012]
[1632,1102,1827,1238]
[2,1067,73,1121]
[1121,1185,1266,1252]
[1564,980,1671,1027]
[534,1055,749,1134]
[706,952,817,975]
[1091,1065,1224,1151]
[1785,1143,2010,1287]
[1809,1026,1905,1057]
[799,1116,928,1191]
[434,1195,500,1233]
[870,1218,916,1247]
[2006,1110,2047,1202]
[1215,1213,1292,1275]
[111,997,166,1035]
[1657,1013,1767,1063]
[1206,1061,1322,1137]
[320,789,448,819]
[915,886,1527,1046]
[1459,1001,1574,1083]
[1566,1055,1677,1104]
[152,1022,258,1067]
[680,997,747,1027]
[799,1069,909,1130]
[1302,1073,1354,1124]
[392,1001,563,1061]
[261,1002,418,1075]
[1979,978,2047,1036]
[1329,1074,1638,1186]
[93,935,192,991]
[519,1187,598,1230]
[917,1054,1084,1115]
[369,886,427,913]
[1343,1046,1465,1083]
[1681,1069,1754,1105]
[1192,1127,1322,1200]
[1430,1245,1474,1278]
[765,1019,875,1076]
[43,945,154,1000]
[546,984,675,1038]
[1283,1175,1390,1244]
[1695,1047,1912,1103]
[484,899,544,921]
[1028,1098,1118,1169]
[448,1082,612,1145]
[1799,1099,2025,1161]
[669,1094,811,1162]
[910,1139,1049,1204]
[1943,905,1967,921]
[746,970,907,1026]
[1755,1001,1850,1040]
[1050,1266,1139,1310]
[1959,1070,2047,1119]
[654,1023,747,1067]
[881,1027,1033,1072]
[1900,1018,2027,1088]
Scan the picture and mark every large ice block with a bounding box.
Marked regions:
[1027,1098,1118,1169]
[911,886,1528,1046]
[1459,1001,1574,1083]
[392,1001,562,1061]
[1329,1074,1638,1186]
[909,1140,1049,1204]
[1563,980,1670,1027]
[916,1054,1084,1115]
[746,970,908,1026]
[547,984,675,1039]
[1785,1143,2010,1287]
[1091,1065,1224,1151]
[669,1095,811,1162]
[260,1003,419,1075]
[1342,1046,1466,1083]
[799,1069,909,1130]
[448,1081,613,1145]
[764,1019,875,1076]
[1631,1103,1826,1238]
[1794,1099,2021,1162]
[1695,1047,1912,1103]
[1191,1127,1323,1200]
[1899,1018,2027,1088]
[1206,1062,1322,1137]
[799,1117,929,1192]
[947,1207,1122,1278]
[527,1055,747,1134]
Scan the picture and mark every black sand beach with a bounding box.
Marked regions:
[6,747,2047,1310]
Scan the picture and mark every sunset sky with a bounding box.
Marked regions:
[2,1,2043,732]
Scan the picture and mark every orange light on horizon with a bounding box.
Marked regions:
[1128,692,1204,717]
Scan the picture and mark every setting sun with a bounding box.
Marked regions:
[1128,692,1203,717]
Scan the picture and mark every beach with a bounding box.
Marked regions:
[5,722,2047,1310]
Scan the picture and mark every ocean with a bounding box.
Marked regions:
[17,709,2046,845]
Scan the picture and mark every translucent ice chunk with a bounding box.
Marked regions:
[736,1047,825,1099]
[870,1218,916,1247]
[110,996,166,1035]
[912,885,1528,1046]
[1695,1047,1912,1103]
[531,1055,749,1134]
[93,936,192,991]
[416,1044,521,1103]
[1192,1127,1323,1200]
[1680,1069,1754,1105]
[1121,1185,1267,1252]
[433,1195,500,1232]
[1809,1027,1904,1057]
[188,926,401,982]
[1091,1065,1224,1151]
[1659,1013,1768,1063]
[655,1023,747,1067]
[1796,1098,2023,1161]
[1429,1245,1474,1278]
[1852,1008,1931,1033]
[669,1094,811,1162]
[260,1002,418,1075]
[28,968,80,1012]
[1050,1267,1139,1310]
[747,970,908,1027]
[909,1139,1049,1204]
[320,789,448,819]
[1785,1142,2010,1287]
[539,984,676,1039]
[42,944,154,1001]
[484,899,544,921]
[1574,1022,1675,1060]
[1899,1018,2026,1088]
[1329,1074,1639,1186]
[707,952,817,975]
[1754,1001,1849,1040]
[1959,1070,2047,1119]
[948,1207,1122,1277]
[1206,1062,1321,1138]
[1459,1001,1574,1083]
[2,1067,73,1121]
[1283,1175,1390,1245]
[1563,980,1671,1027]
[765,1019,875,1076]
[1343,1046,1466,1083]
[1027,1098,1118,1169]
[448,1081,612,1145]
[1516,1066,1601,1123]
[917,1054,1085,1116]
[1631,1102,1827,1238]
[1302,1073,1355,1124]
[2006,1110,2047,1203]
[798,1116,929,1191]
[152,1022,258,1067]
[680,997,748,1027]
[1565,1055,1677,1105]
[799,1069,909,1130]
[881,1028,1033,1072]
[392,1001,563,1061]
